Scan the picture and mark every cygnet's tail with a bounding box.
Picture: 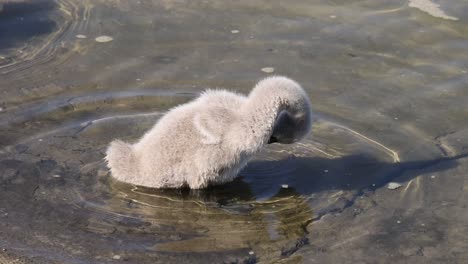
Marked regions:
[105,140,136,182]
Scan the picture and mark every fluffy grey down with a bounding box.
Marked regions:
[105,76,313,189]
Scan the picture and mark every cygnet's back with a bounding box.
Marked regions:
[106,76,312,189]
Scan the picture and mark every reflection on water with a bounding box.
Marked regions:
[0,0,467,263]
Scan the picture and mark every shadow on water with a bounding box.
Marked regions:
[243,153,468,194]
[0,0,57,51]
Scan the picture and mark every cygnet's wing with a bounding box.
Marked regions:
[193,107,235,145]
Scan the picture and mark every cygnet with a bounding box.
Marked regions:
[106,76,312,189]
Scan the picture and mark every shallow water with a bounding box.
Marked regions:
[0,0,467,263]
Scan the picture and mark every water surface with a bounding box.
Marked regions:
[0,0,467,263]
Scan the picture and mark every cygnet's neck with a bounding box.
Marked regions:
[235,76,311,152]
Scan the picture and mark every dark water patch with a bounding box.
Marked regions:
[0,0,58,51]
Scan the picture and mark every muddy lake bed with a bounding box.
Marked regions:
[0,0,467,263]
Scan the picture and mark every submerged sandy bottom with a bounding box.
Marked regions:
[0,0,467,263]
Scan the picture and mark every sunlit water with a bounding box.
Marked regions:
[0,1,467,263]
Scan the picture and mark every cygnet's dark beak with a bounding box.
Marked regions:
[268,136,278,144]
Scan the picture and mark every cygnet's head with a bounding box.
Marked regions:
[268,107,313,144]
[260,76,313,144]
